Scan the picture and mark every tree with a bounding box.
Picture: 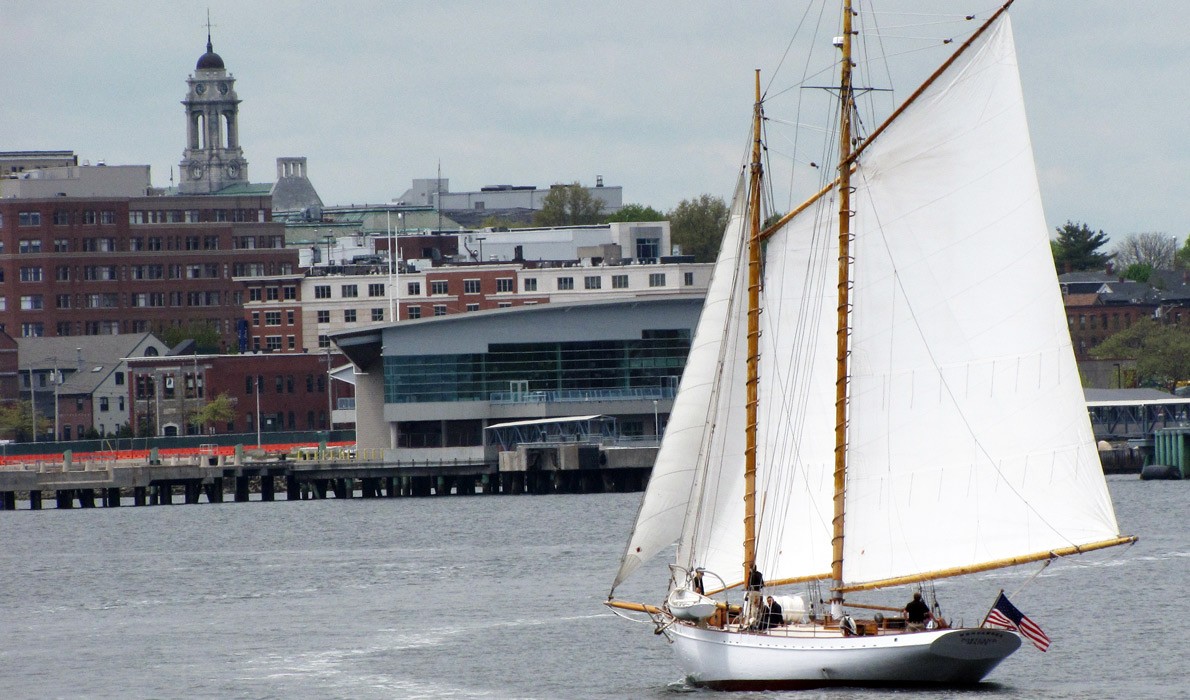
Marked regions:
[533,183,605,226]
[1091,318,1190,392]
[604,203,665,223]
[1051,221,1111,273]
[668,194,730,263]
[1176,238,1190,270]
[1121,263,1153,283]
[159,321,223,354]
[189,393,238,434]
[1111,232,1178,271]
[0,400,50,442]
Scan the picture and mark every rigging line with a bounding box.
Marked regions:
[762,0,819,97]
[1006,559,1050,600]
[848,161,1080,551]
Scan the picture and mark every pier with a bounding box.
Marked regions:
[0,443,654,511]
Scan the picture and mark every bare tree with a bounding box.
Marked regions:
[1111,232,1179,270]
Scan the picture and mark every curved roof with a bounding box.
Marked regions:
[196,39,224,70]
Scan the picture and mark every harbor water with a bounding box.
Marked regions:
[0,475,1183,699]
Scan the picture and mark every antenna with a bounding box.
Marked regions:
[204,9,217,51]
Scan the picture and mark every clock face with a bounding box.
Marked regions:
[195,83,206,95]
[218,82,229,94]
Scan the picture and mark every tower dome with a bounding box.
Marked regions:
[196,38,224,70]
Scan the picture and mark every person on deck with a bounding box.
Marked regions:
[762,596,783,630]
[745,565,765,628]
[904,592,932,632]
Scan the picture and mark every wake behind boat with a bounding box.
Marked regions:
[607,0,1134,689]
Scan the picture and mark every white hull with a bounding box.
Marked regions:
[670,623,1021,690]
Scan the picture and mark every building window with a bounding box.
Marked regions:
[266,336,282,352]
[341,284,359,298]
[53,210,70,226]
[54,238,70,252]
[584,276,601,290]
[344,309,357,323]
[612,274,629,289]
[407,282,421,295]
[523,278,537,292]
[368,283,385,297]
[433,305,447,316]
[314,285,331,299]
[649,273,666,288]
[100,397,109,412]
[557,277,574,290]
[372,308,385,322]
[18,212,42,227]
[496,278,514,293]
[408,306,422,319]
[19,267,43,282]
[18,239,42,253]
[464,279,481,294]
[430,280,449,295]
[265,311,282,326]
[466,303,480,312]
[287,310,295,325]
[20,295,43,310]
[252,312,261,327]
[684,272,694,286]
[318,334,330,349]
[636,235,660,260]
[317,310,330,323]
[284,285,297,300]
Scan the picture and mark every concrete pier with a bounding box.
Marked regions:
[0,443,654,511]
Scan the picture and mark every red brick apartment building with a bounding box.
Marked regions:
[126,352,345,436]
[0,194,297,349]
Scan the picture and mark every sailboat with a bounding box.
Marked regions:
[607,0,1135,689]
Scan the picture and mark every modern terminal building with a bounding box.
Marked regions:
[332,294,702,474]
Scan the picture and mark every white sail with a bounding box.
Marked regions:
[613,9,1126,597]
[611,174,749,591]
[840,15,1122,587]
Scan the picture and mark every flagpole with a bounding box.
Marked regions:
[978,589,1005,627]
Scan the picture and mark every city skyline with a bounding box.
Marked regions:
[4,1,1185,243]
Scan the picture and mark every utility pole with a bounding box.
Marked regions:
[28,366,36,443]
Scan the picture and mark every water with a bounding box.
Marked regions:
[0,476,1183,699]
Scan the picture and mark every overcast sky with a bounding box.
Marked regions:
[4,1,1185,242]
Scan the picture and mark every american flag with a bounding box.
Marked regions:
[982,591,1051,652]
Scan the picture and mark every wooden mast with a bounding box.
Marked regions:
[742,70,764,584]
[830,0,855,610]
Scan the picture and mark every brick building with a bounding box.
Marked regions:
[126,351,347,437]
[0,193,297,348]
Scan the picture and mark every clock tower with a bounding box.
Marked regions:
[179,32,249,194]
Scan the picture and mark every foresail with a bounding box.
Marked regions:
[840,14,1124,587]
[749,195,840,585]
[611,173,749,592]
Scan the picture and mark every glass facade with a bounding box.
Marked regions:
[384,329,691,404]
